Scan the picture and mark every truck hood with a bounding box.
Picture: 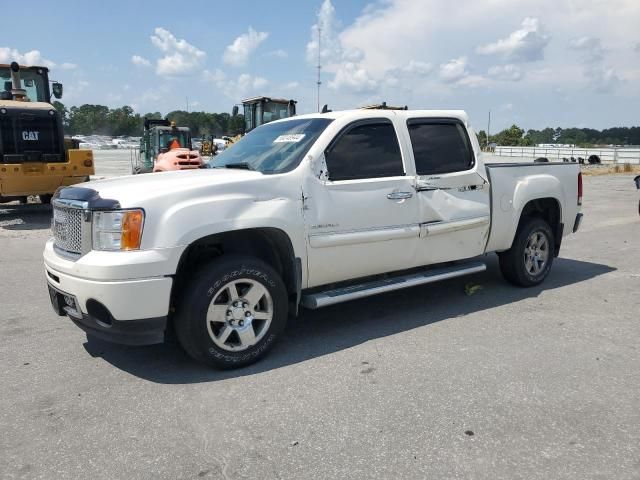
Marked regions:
[80,169,263,207]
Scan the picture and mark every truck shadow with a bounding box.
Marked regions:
[0,204,52,231]
[83,255,615,384]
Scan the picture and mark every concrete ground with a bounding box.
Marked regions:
[0,163,639,479]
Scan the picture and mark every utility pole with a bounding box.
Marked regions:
[316,27,322,112]
[487,110,491,148]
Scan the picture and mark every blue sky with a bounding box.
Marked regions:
[2,0,639,131]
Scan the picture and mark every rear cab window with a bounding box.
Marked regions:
[324,119,405,181]
[406,119,475,175]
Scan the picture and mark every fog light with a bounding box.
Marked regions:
[63,295,76,309]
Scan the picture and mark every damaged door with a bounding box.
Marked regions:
[406,118,491,265]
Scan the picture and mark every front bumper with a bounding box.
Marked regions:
[48,283,166,345]
[44,245,173,345]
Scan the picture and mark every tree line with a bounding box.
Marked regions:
[52,102,245,137]
[477,125,640,147]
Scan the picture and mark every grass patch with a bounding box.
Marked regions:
[582,164,640,176]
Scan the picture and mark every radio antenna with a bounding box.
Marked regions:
[316,27,322,112]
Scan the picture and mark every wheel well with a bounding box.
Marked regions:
[171,228,300,317]
[518,198,562,256]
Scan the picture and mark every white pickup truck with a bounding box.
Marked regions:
[44,109,583,368]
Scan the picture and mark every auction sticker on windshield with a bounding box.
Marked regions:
[273,134,305,143]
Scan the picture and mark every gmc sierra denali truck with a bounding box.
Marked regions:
[44,109,583,368]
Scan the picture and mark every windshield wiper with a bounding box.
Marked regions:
[224,162,255,171]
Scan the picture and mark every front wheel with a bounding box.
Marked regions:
[498,217,555,287]
[175,255,288,368]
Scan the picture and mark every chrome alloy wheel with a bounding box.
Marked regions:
[206,279,274,352]
[523,230,549,276]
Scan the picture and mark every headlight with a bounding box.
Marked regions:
[92,209,144,251]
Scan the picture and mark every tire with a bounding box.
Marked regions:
[40,194,52,205]
[175,255,288,368]
[498,217,555,287]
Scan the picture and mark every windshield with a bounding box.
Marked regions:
[209,118,333,174]
[0,67,48,102]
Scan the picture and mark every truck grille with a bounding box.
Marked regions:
[52,204,84,254]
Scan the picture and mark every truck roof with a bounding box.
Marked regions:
[278,109,470,125]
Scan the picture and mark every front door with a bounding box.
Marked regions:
[304,119,419,288]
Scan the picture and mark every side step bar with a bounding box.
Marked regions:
[301,261,486,309]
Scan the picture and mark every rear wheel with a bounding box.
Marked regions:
[498,217,554,287]
[175,255,288,368]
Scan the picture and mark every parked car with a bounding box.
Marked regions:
[44,109,583,368]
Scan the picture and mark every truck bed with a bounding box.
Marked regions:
[484,162,581,253]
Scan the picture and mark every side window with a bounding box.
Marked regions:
[325,121,404,181]
[407,121,474,175]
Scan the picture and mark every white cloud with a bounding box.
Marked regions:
[587,65,621,93]
[0,47,54,67]
[439,56,468,81]
[488,64,523,81]
[131,55,151,67]
[223,27,269,67]
[477,17,550,62]
[328,62,377,93]
[266,49,288,59]
[0,47,77,71]
[150,27,205,76]
[569,36,621,92]
[402,60,433,75]
[283,81,300,90]
[306,0,343,65]
[569,36,604,62]
[203,69,269,99]
[457,74,491,88]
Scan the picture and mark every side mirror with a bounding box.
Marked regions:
[232,105,239,117]
[52,82,63,99]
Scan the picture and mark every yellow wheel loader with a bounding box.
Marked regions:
[0,62,94,204]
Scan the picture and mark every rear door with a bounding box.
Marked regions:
[303,118,420,287]
[406,118,491,265]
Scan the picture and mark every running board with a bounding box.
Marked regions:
[301,262,486,309]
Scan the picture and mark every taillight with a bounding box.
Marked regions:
[577,172,583,206]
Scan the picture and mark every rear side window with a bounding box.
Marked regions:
[407,120,474,175]
[325,121,404,181]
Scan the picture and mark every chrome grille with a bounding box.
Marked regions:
[52,204,84,254]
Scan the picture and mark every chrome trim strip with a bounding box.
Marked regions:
[52,198,89,209]
[420,215,490,237]
[309,224,420,248]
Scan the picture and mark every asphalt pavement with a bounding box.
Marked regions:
[0,170,639,479]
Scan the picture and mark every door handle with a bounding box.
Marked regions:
[387,191,413,200]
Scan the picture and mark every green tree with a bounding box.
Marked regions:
[52,101,69,129]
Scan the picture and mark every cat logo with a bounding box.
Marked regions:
[22,131,39,141]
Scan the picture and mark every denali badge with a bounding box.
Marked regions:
[22,131,39,141]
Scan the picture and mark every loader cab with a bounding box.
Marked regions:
[241,96,296,133]
[138,118,193,172]
[0,63,66,163]
[0,64,51,103]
